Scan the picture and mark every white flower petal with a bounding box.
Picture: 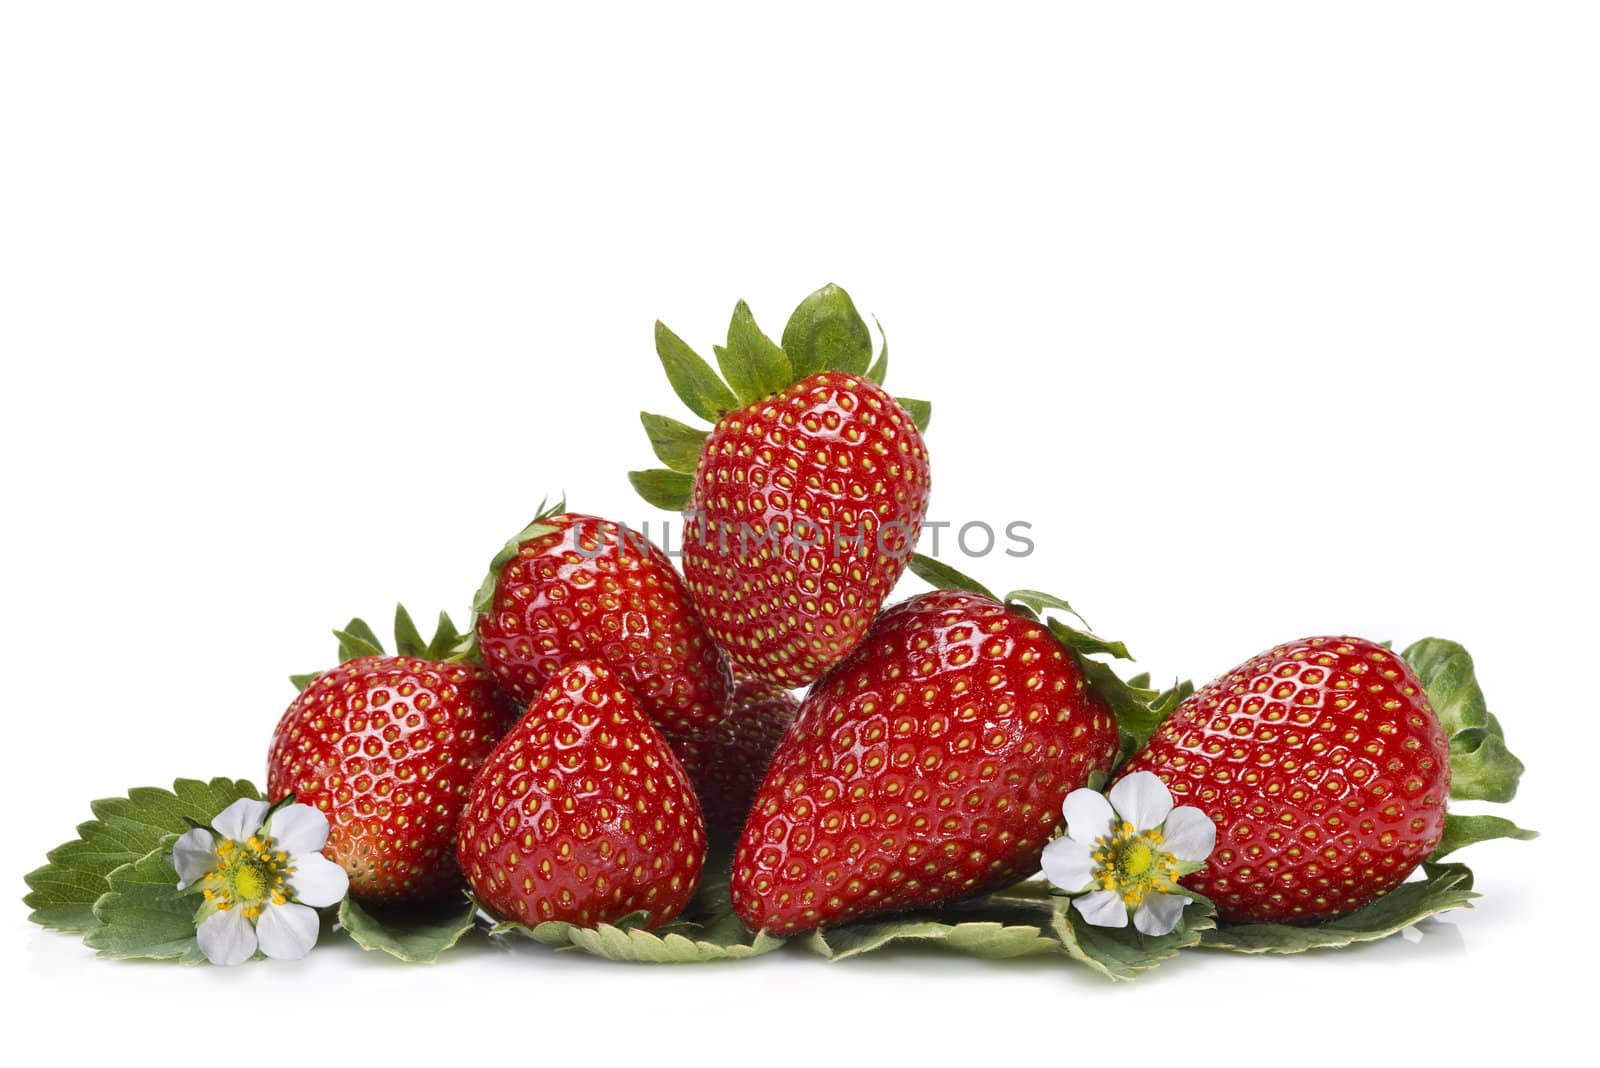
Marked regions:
[1133,892,1188,936]
[1072,890,1129,929]
[1161,805,1218,863]
[212,798,271,841]
[255,901,320,960]
[1109,771,1173,832]
[268,804,330,856]
[196,908,257,966]
[288,853,349,908]
[1040,836,1098,893]
[172,828,217,889]
[1061,788,1115,844]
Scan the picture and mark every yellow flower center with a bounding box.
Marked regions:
[1091,821,1181,908]
[202,835,295,920]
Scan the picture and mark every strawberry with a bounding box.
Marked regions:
[457,661,706,929]
[1119,636,1451,924]
[730,570,1130,934]
[267,607,515,905]
[630,285,932,688]
[472,499,731,739]
[671,668,800,839]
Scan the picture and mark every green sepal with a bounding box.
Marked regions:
[1048,889,1217,982]
[716,300,792,404]
[864,317,888,385]
[289,672,321,692]
[1431,813,1538,860]
[333,626,385,661]
[82,838,208,963]
[781,283,873,379]
[629,469,694,513]
[393,604,427,658]
[656,320,740,424]
[338,894,480,963]
[1200,863,1478,954]
[640,413,709,475]
[1401,638,1525,802]
[1045,617,1132,662]
[469,497,567,623]
[896,397,931,432]
[1006,589,1090,629]
[906,553,998,600]
[23,777,262,933]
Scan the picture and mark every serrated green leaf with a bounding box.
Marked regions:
[339,895,479,963]
[507,858,784,963]
[640,412,709,475]
[1402,638,1525,802]
[865,318,890,386]
[628,468,694,513]
[781,283,873,379]
[716,300,792,404]
[82,841,206,963]
[656,320,740,423]
[24,778,261,932]
[808,917,1061,961]
[393,604,426,658]
[1200,863,1477,953]
[896,397,931,432]
[1048,892,1216,981]
[906,553,998,600]
[1432,813,1538,859]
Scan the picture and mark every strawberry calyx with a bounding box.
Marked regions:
[905,554,1175,769]
[289,604,475,691]
[467,494,567,625]
[629,284,930,513]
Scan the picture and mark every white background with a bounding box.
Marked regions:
[3,2,1595,1061]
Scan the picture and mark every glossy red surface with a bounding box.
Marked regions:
[267,655,513,905]
[1120,636,1451,924]
[682,372,932,688]
[476,512,731,739]
[671,669,800,838]
[457,662,706,929]
[730,590,1119,933]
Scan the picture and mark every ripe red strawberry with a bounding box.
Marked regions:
[457,661,706,929]
[730,584,1124,933]
[630,285,932,688]
[1119,636,1451,925]
[473,501,731,739]
[671,669,800,838]
[268,608,515,905]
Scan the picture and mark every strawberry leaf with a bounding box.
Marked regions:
[339,894,479,963]
[504,858,785,963]
[628,469,694,513]
[1047,890,1216,981]
[640,412,709,475]
[82,839,207,963]
[23,777,261,933]
[1199,862,1478,953]
[1402,638,1526,802]
[781,283,873,379]
[656,320,740,423]
[1431,813,1538,859]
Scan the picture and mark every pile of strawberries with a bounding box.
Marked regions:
[265,285,1465,936]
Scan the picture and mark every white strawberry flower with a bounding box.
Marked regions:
[1041,771,1216,936]
[171,797,349,966]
